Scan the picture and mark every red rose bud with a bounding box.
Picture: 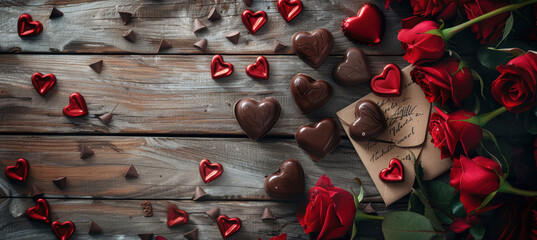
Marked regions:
[411,0,458,20]
[296,175,356,240]
[397,21,445,65]
[492,52,537,113]
[411,58,473,106]
[461,0,510,45]
[428,107,482,159]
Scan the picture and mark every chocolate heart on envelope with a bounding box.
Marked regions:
[336,66,452,206]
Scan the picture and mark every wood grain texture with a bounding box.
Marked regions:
[0,135,386,201]
[0,54,408,135]
[0,0,408,55]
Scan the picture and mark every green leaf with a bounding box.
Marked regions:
[412,189,444,231]
[408,191,425,214]
[524,110,537,134]
[496,13,514,47]
[382,211,441,240]
[449,201,467,218]
[423,180,457,210]
[477,45,511,69]
[352,178,364,209]
[488,47,526,57]
[471,70,486,100]
[469,190,498,215]
[470,224,485,240]
[435,211,453,225]
[351,222,358,240]
[424,29,444,38]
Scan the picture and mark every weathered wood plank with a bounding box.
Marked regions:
[0,197,406,240]
[0,0,408,55]
[0,136,386,201]
[0,54,408,135]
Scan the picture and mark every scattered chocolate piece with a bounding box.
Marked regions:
[141,201,153,217]
[31,184,44,200]
[118,11,132,25]
[88,221,103,235]
[99,112,113,125]
[234,97,281,141]
[350,100,386,141]
[206,207,220,219]
[80,144,94,159]
[52,176,67,189]
[138,233,153,240]
[264,159,305,198]
[50,7,64,19]
[193,38,207,51]
[261,207,275,220]
[296,118,341,162]
[243,0,253,7]
[292,28,334,68]
[8,47,22,53]
[226,31,240,44]
[123,29,136,43]
[193,186,207,201]
[184,228,199,240]
[207,8,221,21]
[89,60,104,74]
[363,203,376,214]
[158,39,173,52]
[273,39,288,53]
[333,47,371,86]
[125,164,138,178]
[193,19,207,33]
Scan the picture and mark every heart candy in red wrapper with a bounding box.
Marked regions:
[26,198,50,223]
[211,55,234,79]
[5,158,29,183]
[246,56,269,80]
[277,0,302,22]
[63,92,89,117]
[371,63,401,96]
[167,204,189,227]
[341,3,384,45]
[31,73,57,96]
[379,158,404,183]
[217,215,242,239]
[199,159,223,183]
[241,10,267,34]
[51,221,76,240]
[18,13,43,37]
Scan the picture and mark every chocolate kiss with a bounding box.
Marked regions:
[264,159,305,198]
[295,118,341,162]
[349,100,386,141]
[234,97,281,141]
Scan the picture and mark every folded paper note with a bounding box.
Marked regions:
[337,66,452,206]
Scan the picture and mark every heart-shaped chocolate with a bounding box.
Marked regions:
[26,198,50,223]
[264,159,305,198]
[51,220,76,240]
[234,97,281,141]
[292,28,333,68]
[333,48,371,86]
[350,100,385,141]
[167,205,189,227]
[211,55,234,79]
[63,92,88,117]
[246,56,269,80]
[277,0,303,22]
[379,158,404,183]
[342,3,384,45]
[371,63,401,96]
[5,158,29,183]
[31,73,57,96]
[18,13,43,37]
[241,10,267,34]
[199,159,223,183]
[217,215,242,239]
[296,118,341,162]
[290,73,333,114]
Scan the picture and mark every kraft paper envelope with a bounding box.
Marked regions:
[336,66,452,206]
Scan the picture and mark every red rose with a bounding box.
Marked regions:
[296,175,356,240]
[520,198,537,239]
[449,216,481,233]
[461,0,510,44]
[428,107,482,159]
[492,52,537,113]
[410,0,458,20]
[498,197,537,239]
[450,155,504,215]
[398,20,445,65]
[411,58,474,106]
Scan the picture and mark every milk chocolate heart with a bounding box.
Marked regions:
[296,118,341,162]
[371,63,401,96]
[167,205,189,227]
[199,159,223,183]
[211,55,234,79]
[5,158,29,183]
[51,221,76,240]
[234,97,281,141]
[63,92,88,117]
[290,73,333,114]
[333,48,371,86]
[31,73,57,96]
[241,10,267,34]
[292,28,333,68]
[264,159,305,198]
[379,158,404,183]
[277,0,303,22]
[342,3,384,45]
[26,198,50,223]
[18,13,43,37]
[246,56,269,80]
[350,100,385,141]
[217,215,242,239]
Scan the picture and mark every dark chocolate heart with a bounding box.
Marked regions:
[290,73,333,114]
[350,100,385,141]
[296,118,341,162]
[264,159,305,198]
[234,97,281,141]
[292,28,333,68]
[333,48,371,86]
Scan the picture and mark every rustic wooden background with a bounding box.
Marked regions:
[0,0,412,239]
